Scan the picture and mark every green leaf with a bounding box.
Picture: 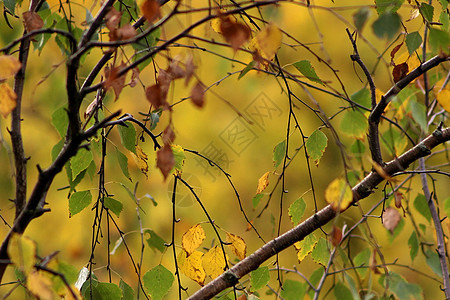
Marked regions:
[143,265,174,300]
[350,140,366,154]
[381,127,407,156]
[406,32,422,55]
[444,197,450,217]
[83,281,122,300]
[119,279,134,300]
[103,197,123,217]
[145,230,166,253]
[70,169,87,192]
[439,10,449,32]
[306,130,327,166]
[252,194,264,209]
[308,268,324,299]
[250,266,269,291]
[425,249,443,277]
[293,60,323,85]
[419,2,434,22]
[118,122,136,154]
[70,148,93,179]
[273,140,286,168]
[388,218,405,243]
[295,233,318,262]
[3,0,16,14]
[280,280,306,300]
[353,7,371,32]
[410,100,427,131]
[69,191,92,217]
[408,231,419,261]
[311,238,330,266]
[375,0,404,14]
[288,197,306,226]
[116,150,131,181]
[340,110,368,139]
[334,281,353,299]
[429,28,450,53]
[53,261,78,292]
[379,272,423,300]
[353,248,371,278]
[414,194,431,223]
[172,145,186,173]
[351,88,371,109]
[52,139,64,162]
[132,28,161,71]
[372,12,401,40]
[238,61,256,80]
[52,107,68,138]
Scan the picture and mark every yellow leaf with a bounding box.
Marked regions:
[0,83,17,118]
[178,250,206,286]
[226,232,246,260]
[132,145,149,178]
[294,233,318,262]
[27,270,55,300]
[202,246,228,279]
[256,171,270,194]
[371,159,395,183]
[7,233,36,274]
[324,178,353,211]
[434,78,450,113]
[249,23,282,62]
[63,286,82,300]
[182,224,206,256]
[0,55,21,81]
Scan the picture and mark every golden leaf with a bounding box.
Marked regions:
[178,250,206,286]
[293,233,318,262]
[132,145,149,178]
[256,171,270,194]
[7,233,36,274]
[182,224,206,256]
[249,23,282,62]
[202,246,227,279]
[0,55,21,81]
[434,78,450,113]
[27,270,55,300]
[324,178,353,211]
[0,83,17,118]
[226,232,246,260]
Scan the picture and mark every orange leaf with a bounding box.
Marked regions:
[330,226,342,247]
[256,171,270,194]
[0,55,22,81]
[23,11,44,32]
[191,82,205,108]
[103,63,126,101]
[156,145,175,180]
[182,224,206,256]
[219,15,251,52]
[0,83,17,118]
[140,0,160,22]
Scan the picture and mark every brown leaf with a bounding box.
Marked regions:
[158,69,171,100]
[156,145,175,180]
[105,7,122,31]
[162,125,175,146]
[129,67,140,87]
[370,248,380,274]
[23,11,44,32]
[394,191,403,208]
[219,15,251,52]
[191,82,205,108]
[390,42,403,65]
[115,24,137,41]
[145,83,164,108]
[382,207,401,233]
[103,63,127,101]
[140,0,160,22]
[84,96,99,118]
[168,60,185,80]
[184,55,196,86]
[393,62,409,83]
[330,226,342,247]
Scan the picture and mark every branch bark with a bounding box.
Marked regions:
[188,127,450,300]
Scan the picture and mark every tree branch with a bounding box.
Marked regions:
[188,127,450,300]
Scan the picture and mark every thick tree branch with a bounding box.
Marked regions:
[188,127,450,300]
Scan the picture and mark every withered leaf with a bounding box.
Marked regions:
[23,11,44,32]
[191,82,205,108]
[129,67,140,87]
[105,7,122,31]
[156,145,174,180]
[162,125,175,146]
[382,207,401,233]
[330,226,342,247]
[140,0,160,22]
[115,24,137,41]
[145,83,164,108]
[168,60,185,80]
[393,62,409,83]
[184,55,196,86]
[103,63,127,101]
[390,42,403,64]
[219,15,251,52]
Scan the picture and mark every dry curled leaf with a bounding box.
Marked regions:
[115,23,137,41]
[105,7,122,31]
[162,125,175,145]
[103,63,127,101]
[191,82,205,108]
[129,67,140,87]
[219,15,251,52]
[394,191,403,208]
[156,145,174,180]
[390,42,403,65]
[256,172,270,194]
[168,60,185,80]
[393,62,409,83]
[133,145,149,178]
[145,83,164,108]
[23,11,44,32]
[330,226,342,247]
[382,207,401,233]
